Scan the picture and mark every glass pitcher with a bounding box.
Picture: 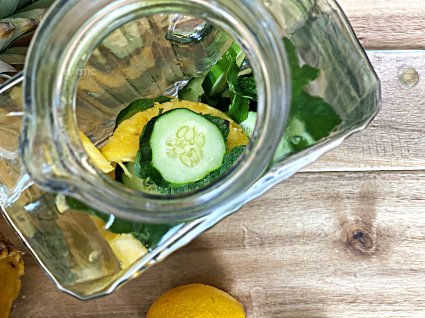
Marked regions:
[0,0,380,299]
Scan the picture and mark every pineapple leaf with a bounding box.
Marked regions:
[18,0,54,11]
[0,0,21,19]
[0,0,53,76]
[0,46,27,65]
[17,0,34,9]
[0,60,16,74]
[0,8,48,51]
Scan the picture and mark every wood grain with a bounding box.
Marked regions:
[6,171,425,317]
[3,1,425,317]
[338,0,425,49]
[306,51,425,172]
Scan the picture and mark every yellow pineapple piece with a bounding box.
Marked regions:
[90,216,147,269]
[102,99,249,163]
[0,235,24,318]
[79,131,114,173]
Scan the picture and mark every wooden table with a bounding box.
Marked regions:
[3,1,425,317]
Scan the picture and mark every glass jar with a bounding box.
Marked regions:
[0,0,380,299]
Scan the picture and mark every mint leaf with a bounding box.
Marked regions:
[202,114,230,139]
[283,38,320,98]
[283,38,341,143]
[292,91,341,140]
[130,223,176,248]
[65,196,175,248]
[226,62,240,94]
[228,94,250,123]
[238,76,257,100]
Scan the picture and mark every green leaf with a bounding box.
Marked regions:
[200,93,229,112]
[283,38,320,98]
[130,223,176,248]
[283,38,341,144]
[291,91,342,141]
[226,62,240,94]
[0,0,20,20]
[238,76,257,100]
[227,62,257,101]
[228,94,250,123]
[65,196,176,248]
[17,0,54,11]
[222,54,256,124]
[115,96,171,129]
[202,114,230,139]
[65,196,108,221]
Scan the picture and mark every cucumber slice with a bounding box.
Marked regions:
[202,64,229,98]
[138,108,227,185]
[128,146,245,194]
[202,43,245,97]
[239,112,317,162]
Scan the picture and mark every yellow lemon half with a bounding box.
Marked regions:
[147,283,246,318]
[102,99,249,163]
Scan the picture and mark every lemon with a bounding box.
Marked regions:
[102,99,249,163]
[147,283,246,318]
[79,131,114,173]
[90,216,147,269]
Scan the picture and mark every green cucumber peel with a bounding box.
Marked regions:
[132,145,245,195]
[202,42,244,98]
[115,96,171,129]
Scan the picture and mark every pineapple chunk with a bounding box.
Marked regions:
[102,99,249,163]
[90,216,147,269]
[0,235,24,318]
[79,131,114,173]
[107,234,147,269]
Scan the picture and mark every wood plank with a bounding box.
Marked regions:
[338,0,425,49]
[306,51,425,172]
[7,171,425,317]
